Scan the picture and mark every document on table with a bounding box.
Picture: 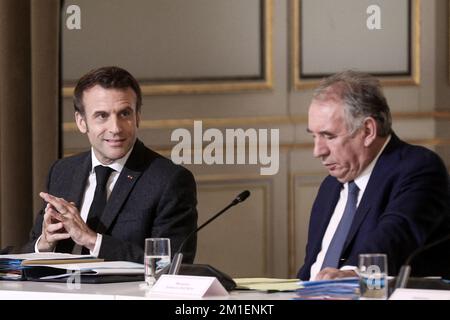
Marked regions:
[295,277,360,300]
[389,288,450,300]
[1,252,103,265]
[0,253,103,280]
[234,278,300,292]
[34,261,145,279]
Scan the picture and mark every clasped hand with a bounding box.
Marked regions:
[37,192,97,252]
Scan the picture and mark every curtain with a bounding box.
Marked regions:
[0,0,60,251]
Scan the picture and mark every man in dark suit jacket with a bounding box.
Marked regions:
[298,70,450,281]
[22,66,198,264]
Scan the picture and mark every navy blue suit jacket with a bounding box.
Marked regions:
[297,134,450,280]
[23,140,198,264]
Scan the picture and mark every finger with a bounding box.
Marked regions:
[315,268,338,280]
[323,273,335,280]
[46,232,71,242]
[40,192,69,213]
[47,208,65,222]
[43,209,53,224]
[40,193,78,218]
[46,222,65,233]
[314,271,324,280]
[43,210,63,229]
[315,268,331,280]
[46,203,58,213]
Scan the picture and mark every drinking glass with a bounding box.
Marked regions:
[358,253,388,299]
[144,238,171,286]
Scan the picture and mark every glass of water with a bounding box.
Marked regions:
[144,238,171,286]
[358,253,388,300]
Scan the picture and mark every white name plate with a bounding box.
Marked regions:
[389,288,450,300]
[149,275,229,298]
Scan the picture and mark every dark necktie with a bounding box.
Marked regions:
[86,165,113,232]
[321,181,359,269]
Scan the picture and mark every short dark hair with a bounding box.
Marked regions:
[73,66,142,115]
[313,70,392,137]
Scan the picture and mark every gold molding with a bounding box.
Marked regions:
[293,0,421,90]
[62,137,450,158]
[62,0,273,97]
[63,110,450,132]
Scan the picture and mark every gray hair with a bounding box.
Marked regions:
[312,70,392,137]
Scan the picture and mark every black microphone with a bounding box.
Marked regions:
[395,234,450,289]
[167,190,251,275]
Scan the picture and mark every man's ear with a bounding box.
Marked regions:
[75,111,87,134]
[136,111,141,128]
[362,117,377,147]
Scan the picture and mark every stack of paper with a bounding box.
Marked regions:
[0,258,26,280]
[0,253,103,280]
[32,261,144,280]
[234,278,300,292]
[295,277,360,300]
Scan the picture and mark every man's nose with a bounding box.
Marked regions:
[313,137,329,158]
[109,116,123,134]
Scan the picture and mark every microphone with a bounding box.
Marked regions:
[395,234,450,289]
[167,190,251,275]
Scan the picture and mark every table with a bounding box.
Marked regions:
[0,280,297,300]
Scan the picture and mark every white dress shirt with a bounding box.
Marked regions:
[35,146,133,256]
[309,135,391,280]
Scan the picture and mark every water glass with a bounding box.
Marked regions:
[358,253,388,300]
[144,238,171,286]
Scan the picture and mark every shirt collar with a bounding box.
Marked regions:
[352,134,391,192]
[90,146,134,174]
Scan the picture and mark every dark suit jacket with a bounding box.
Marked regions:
[22,139,198,264]
[297,134,450,280]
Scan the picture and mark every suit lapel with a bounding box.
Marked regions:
[342,204,371,252]
[342,134,402,252]
[96,140,149,234]
[97,167,141,233]
[69,153,91,208]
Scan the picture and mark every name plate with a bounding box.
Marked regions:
[389,288,450,300]
[149,275,229,297]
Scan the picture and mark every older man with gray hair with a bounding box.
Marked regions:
[298,70,450,281]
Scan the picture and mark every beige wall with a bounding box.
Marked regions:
[60,0,450,278]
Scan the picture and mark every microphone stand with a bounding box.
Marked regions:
[156,190,251,280]
[395,234,450,289]
[168,201,239,275]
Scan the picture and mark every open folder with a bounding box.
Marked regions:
[0,253,103,280]
[24,261,144,280]
[0,253,143,282]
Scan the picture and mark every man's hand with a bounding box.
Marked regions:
[38,192,97,251]
[315,267,357,280]
[37,203,71,252]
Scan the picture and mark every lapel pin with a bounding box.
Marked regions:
[127,175,133,180]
